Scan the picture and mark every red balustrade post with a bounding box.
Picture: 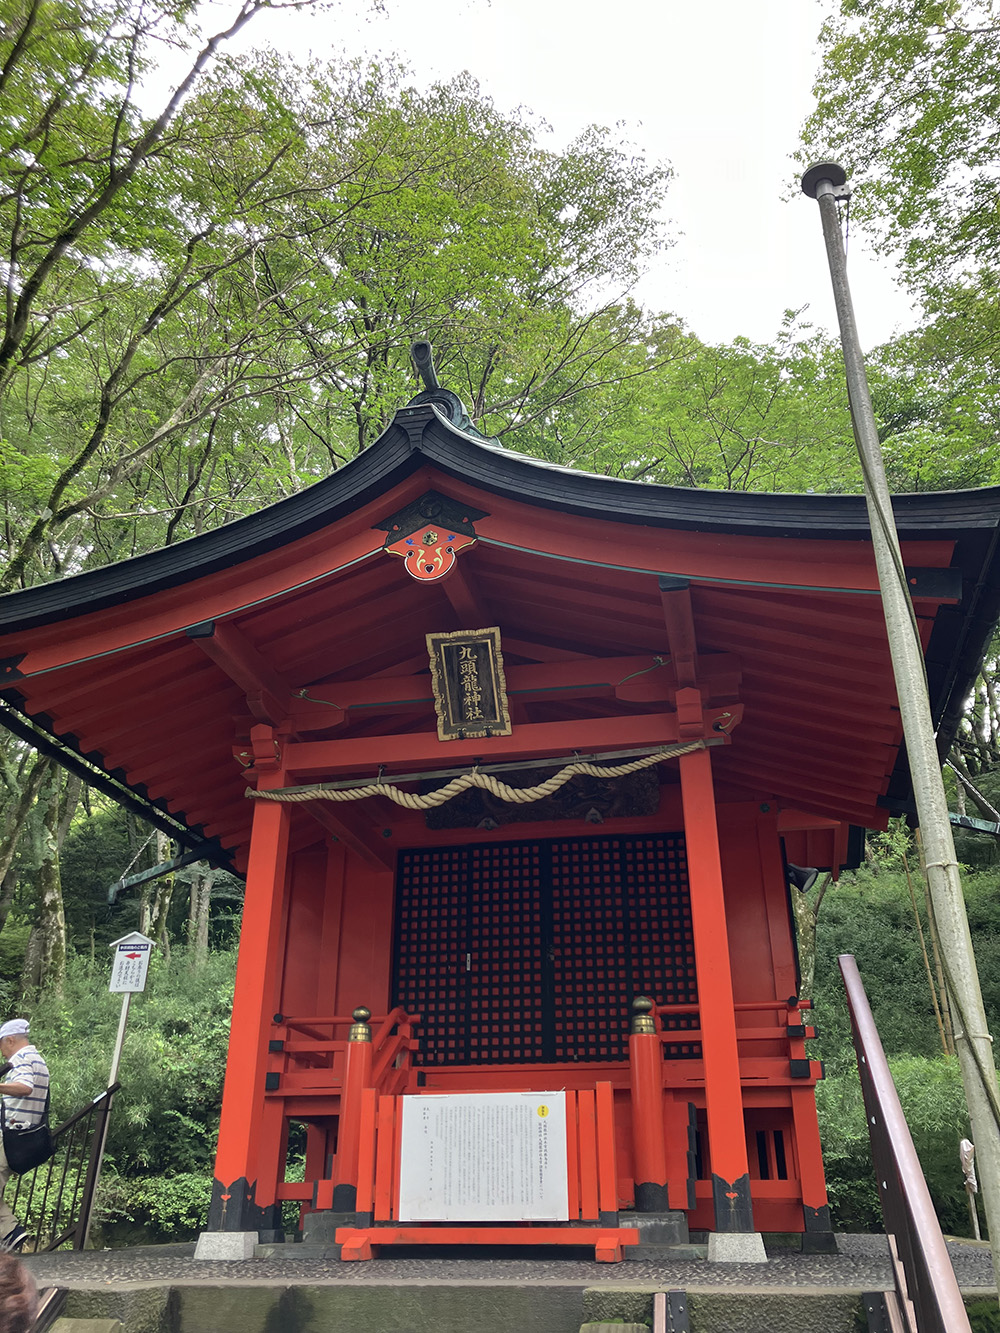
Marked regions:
[629,996,670,1212]
[332,1007,374,1213]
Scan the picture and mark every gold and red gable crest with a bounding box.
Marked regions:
[374,491,488,583]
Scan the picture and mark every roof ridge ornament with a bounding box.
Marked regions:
[374,490,489,582]
[405,339,502,447]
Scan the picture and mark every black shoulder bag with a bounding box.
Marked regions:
[1,1089,53,1174]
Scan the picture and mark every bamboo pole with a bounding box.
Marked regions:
[803,163,1000,1290]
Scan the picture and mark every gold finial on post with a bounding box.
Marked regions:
[631,996,656,1035]
[349,1006,372,1042]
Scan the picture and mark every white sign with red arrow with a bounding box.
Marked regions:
[109,930,155,993]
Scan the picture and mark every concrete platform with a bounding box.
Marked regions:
[19,1234,997,1333]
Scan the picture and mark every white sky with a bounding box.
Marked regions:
[208,0,918,349]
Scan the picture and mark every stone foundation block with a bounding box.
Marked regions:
[707,1230,768,1263]
[194,1230,257,1261]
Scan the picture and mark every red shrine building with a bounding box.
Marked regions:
[0,369,998,1261]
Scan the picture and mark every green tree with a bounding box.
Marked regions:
[0,41,673,584]
[801,1,1000,294]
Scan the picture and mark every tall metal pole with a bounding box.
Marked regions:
[81,990,132,1249]
[802,162,1000,1291]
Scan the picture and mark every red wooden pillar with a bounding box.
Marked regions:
[679,746,755,1236]
[628,997,670,1212]
[209,746,292,1233]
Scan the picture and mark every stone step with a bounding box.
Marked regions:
[580,1325,650,1333]
[52,1283,893,1332]
[50,1321,124,1333]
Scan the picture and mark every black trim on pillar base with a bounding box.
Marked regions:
[634,1181,671,1213]
[801,1204,838,1253]
[711,1173,754,1233]
[207,1177,272,1233]
[331,1183,357,1213]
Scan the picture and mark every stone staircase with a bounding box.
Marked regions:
[19,1233,997,1332]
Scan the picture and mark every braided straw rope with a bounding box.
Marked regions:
[248,741,705,811]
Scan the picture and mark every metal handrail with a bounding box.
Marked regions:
[29,1285,66,1333]
[840,954,972,1333]
[10,1083,119,1252]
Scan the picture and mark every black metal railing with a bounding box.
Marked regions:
[30,1285,67,1333]
[10,1083,119,1252]
[840,954,972,1333]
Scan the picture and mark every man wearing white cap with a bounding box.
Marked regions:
[0,1020,48,1252]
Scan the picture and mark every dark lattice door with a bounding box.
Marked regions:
[550,834,698,1062]
[466,843,547,1064]
[393,833,696,1066]
[393,846,469,1066]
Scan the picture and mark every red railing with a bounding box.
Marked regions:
[266,1007,420,1211]
[840,954,972,1333]
[650,995,816,1049]
[628,993,825,1223]
[275,1008,420,1098]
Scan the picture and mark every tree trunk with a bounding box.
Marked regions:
[19,928,41,996]
[789,872,831,1004]
[187,866,213,968]
[32,768,74,995]
[147,830,174,958]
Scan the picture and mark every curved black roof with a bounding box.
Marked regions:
[2,400,1000,634]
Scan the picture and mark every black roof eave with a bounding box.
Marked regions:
[1,402,1000,635]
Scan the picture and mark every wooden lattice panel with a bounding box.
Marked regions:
[550,839,630,1062]
[623,836,700,1057]
[467,843,546,1063]
[393,847,468,1066]
[394,833,697,1065]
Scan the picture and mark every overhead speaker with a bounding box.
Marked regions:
[787,864,819,894]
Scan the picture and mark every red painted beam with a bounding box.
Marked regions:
[283,710,738,778]
[502,637,605,663]
[2,530,384,677]
[188,621,305,727]
[288,654,740,724]
[740,678,900,744]
[720,761,884,825]
[439,561,490,626]
[705,638,895,693]
[213,778,292,1191]
[658,577,698,688]
[303,800,394,871]
[30,645,214,714]
[699,609,893,667]
[695,583,893,630]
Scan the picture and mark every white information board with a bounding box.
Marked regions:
[109,931,154,993]
[398,1091,569,1222]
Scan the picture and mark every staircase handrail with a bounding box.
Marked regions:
[10,1082,120,1253]
[51,1082,119,1137]
[840,953,972,1333]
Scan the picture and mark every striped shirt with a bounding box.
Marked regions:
[4,1045,49,1128]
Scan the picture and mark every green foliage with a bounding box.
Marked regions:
[965,1298,1000,1333]
[58,803,140,950]
[26,946,235,1175]
[813,858,1000,1067]
[817,1055,972,1235]
[802,1,1000,293]
[96,1171,213,1243]
[0,24,674,584]
[810,850,1000,1235]
[801,2,1000,496]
